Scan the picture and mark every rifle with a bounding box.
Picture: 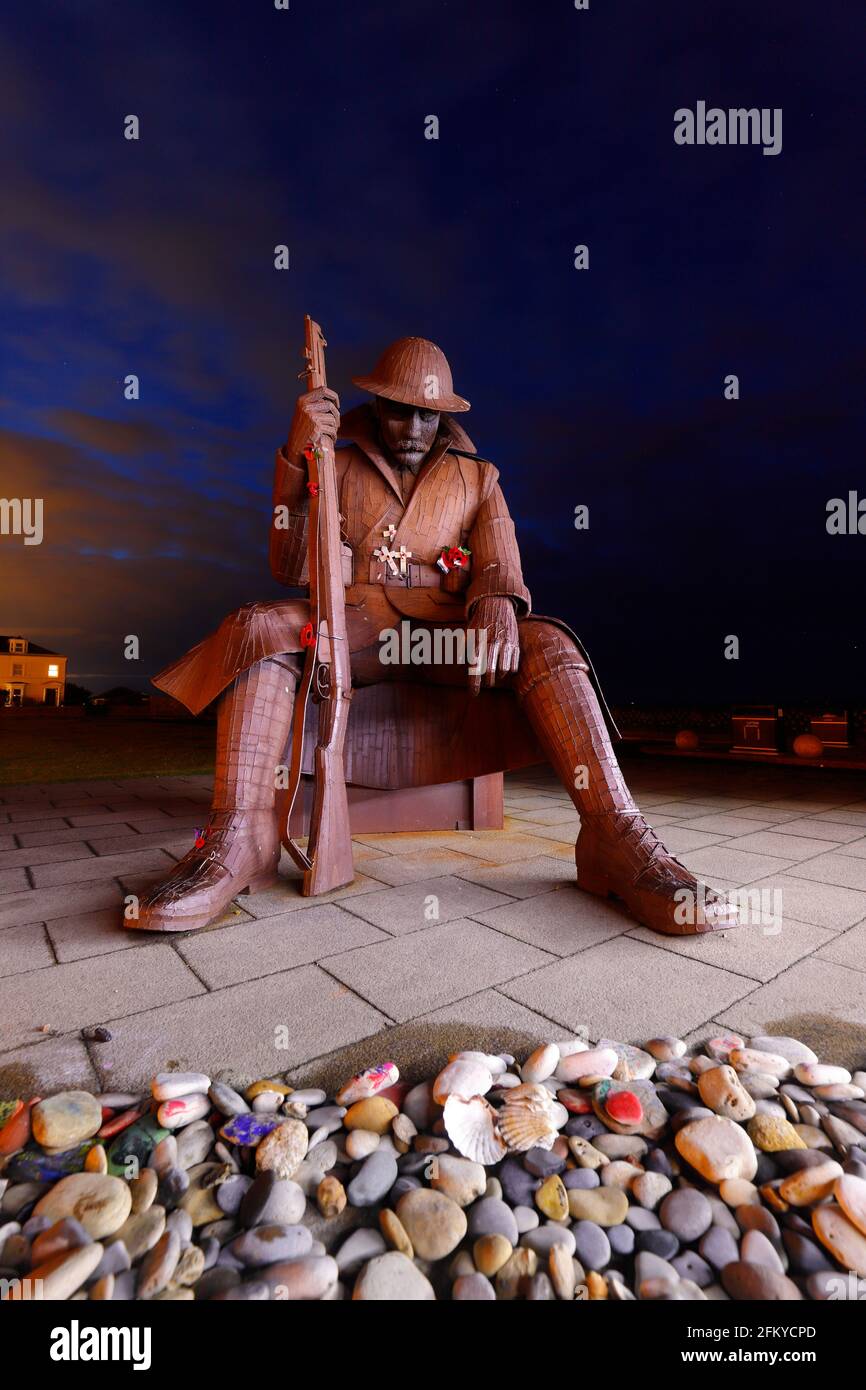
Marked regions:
[283,316,355,895]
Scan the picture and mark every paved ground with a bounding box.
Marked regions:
[2,758,865,1099]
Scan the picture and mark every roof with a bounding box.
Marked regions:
[0,636,62,656]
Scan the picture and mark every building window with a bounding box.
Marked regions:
[48,664,59,677]
[10,639,26,654]
[12,663,23,677]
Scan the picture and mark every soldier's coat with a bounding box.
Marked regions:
[153,404,618,789]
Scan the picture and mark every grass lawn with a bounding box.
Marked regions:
[0,712,216,785]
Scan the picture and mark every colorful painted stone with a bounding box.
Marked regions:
[98,1104,147,1140]
[106,1114,170,1177]
[156,1093,211,1130]
[0,1099,34,1156]
[6,1139,96,1183]
[336,1062,400,1107]
[606,1089,643,1126]
[557,1088,593,1115]
[219,1112,283,1147]
[593,1079,665,1139]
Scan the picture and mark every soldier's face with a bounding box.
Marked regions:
[375,397,440,470]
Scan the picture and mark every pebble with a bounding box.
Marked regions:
[396,1189,466,1258]
[18,1241,105,1301]
[467,1195,519,1245]
[2,1029,862,1304]
[429,1154,486,1207]
[567,1186,629,1226]
[260,1254,338,1300]
[812,1203,866,1275]
[353,1250,435,1300]
[209,1081,249,1117]
[230,1222,312,1266]
[795,1062,851,1086]
[255,1119,308,1180]
[836,1173,866,1235]
[453,1271,496,1300]
[347,1149,398,1207]
[676,1116,758,1183]
[659,1188,713,1241]
[343,1097,397,1134]
[34,1174,131,1239]
[345,1129,379,1161]
[697,1065,756,1122]
[722,1261,802,1300]
[32,1092,102,1149]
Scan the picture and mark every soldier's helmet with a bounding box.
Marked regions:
[352,336,470,412]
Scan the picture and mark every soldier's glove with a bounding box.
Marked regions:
[466,595,520,697]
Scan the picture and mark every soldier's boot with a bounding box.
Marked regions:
[130,657,297,933]
[515,625,740,936]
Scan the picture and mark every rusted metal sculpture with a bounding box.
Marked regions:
[135,327,740,938]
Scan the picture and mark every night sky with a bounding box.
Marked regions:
[1,1,863,707]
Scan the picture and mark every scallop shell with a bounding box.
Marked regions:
[449,1051,508,1077]
[496,1083,560,1152]
[443,1094,507,1165]
[433,1058,494,1105]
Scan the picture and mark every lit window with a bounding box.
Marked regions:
[48,664,59,677]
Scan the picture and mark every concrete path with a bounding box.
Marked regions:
[1,759,865,1097]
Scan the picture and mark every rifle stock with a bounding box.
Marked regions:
[284,316,355,896]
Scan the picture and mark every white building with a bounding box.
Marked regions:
[0,636,67,706]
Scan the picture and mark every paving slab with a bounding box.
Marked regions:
[722,829,844,861]
[814,921,866,975]
[238,867,385,918]
[0,944,204,1052]
[0,1034,99,1098]
[30,847,177,888]
[449,853,573,898]
[766,817,866,843]
[676,845,796,884]
[472,887,633,956]
[625,911,837,984]
[338,875,513,936]
[284,988,567,1093]
[735,874,866,934]
[0,923,55,978]
[0,880,122,928]
[786,852,866,892]
[358,846,497,887]
[177,903,390,988]
[89,965,389,1090]
[46,908,144,963]
[323,918,554,1022]
[715,957,866,1069]
[498,935,759,1041]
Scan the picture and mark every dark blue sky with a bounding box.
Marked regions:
[1,0,863,704]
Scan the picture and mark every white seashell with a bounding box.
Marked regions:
[434,1059,494,1105]
[449,1051,508,1077]
[443,1095,507,1165]
[490,1073,522,1090]
[521,1043,560,1085]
